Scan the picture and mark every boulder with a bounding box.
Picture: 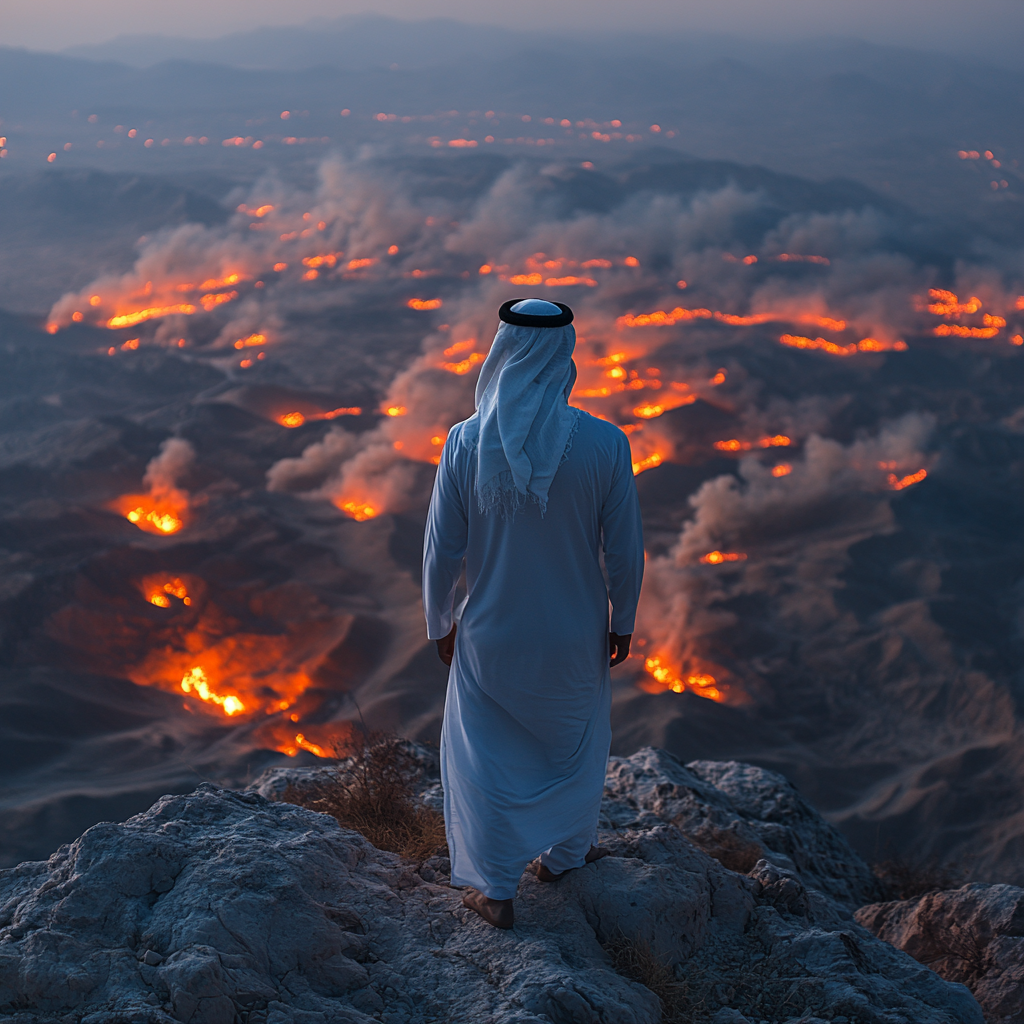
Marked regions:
[0,749,984,1024]
[603,747,881,908]
[857,883,1024,1024]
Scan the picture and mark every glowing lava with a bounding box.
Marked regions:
[888,468,927,490]
[180,666,246,716]
[640,655,724,701]
[699,551,747,565]
[631,453,664,475]
[144,576,193,607]
[715,435,792,452]
[276,407,362,428]
[107,304,197,329]
[115,495,187,535]
[337,499,379,521]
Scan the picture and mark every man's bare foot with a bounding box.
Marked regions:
[535,846,611,883]
[462,889,514,929]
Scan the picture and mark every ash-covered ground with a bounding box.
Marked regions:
[0,26,1022,883]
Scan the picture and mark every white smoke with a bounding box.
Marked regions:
[635,413,935,691]
[143,437,195,498]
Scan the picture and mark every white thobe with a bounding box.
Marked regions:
[423,410,644,899]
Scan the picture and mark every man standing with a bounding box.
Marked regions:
[423,298,644,929]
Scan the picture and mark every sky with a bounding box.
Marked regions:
[2,0,1023,56]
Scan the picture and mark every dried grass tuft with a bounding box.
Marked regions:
[604,936,688,1021]
[283,733,447,862]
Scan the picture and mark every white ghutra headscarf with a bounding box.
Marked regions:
[462,299,579,517]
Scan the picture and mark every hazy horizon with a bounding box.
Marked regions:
[4,0,1024,64]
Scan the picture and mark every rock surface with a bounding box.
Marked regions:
[857,883,1024,1024]
[0,747,984,1024]
[602,748,881,909]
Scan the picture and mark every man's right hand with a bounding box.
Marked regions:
[609,632,631,667]
[436,623,457,667]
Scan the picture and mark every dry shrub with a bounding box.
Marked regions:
[283,733,447,862]
[916,918,991,985]
[872,853,967,901]
[686,823,765,874]
[604,936,689,1022]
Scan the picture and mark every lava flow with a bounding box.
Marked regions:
[113,438,194,535]
[114,495,187,535]
[699,551,747,564]
[276,407,362,427]
[638,654,725,701]
[119,572,358,755]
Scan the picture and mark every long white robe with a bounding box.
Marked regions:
[423,410,644,899]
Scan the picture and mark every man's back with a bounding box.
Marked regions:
[421,300,645,920]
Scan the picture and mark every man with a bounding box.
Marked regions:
[422,297,644,929]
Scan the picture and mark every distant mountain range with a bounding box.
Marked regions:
[1,22,1021,231]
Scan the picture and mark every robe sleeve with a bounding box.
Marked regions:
[422,434,468,640]
[601,431,645,635]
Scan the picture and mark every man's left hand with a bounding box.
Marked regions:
[436,623,457,666]
[609,632,631,667]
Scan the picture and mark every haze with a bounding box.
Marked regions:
[4,0,1024,61]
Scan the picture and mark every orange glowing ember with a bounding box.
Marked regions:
[114,494,187,535]
[257,720,356,759]
[779,334,858,357]
[144,576,193,607]
[933,324,1000,339]
[544,276,597,287]
[926,289,982,318]
[180,666,246,716]
[618,307,849,334]
[384,405,407,417]
[632,453,663,475]
[714,435,791,452]
[618,306,711,328]
[632,393,697,419]
[407,298,443,310]
[233,334,266,349]
[888,468,927,490]
[107,304,197,329]
[641,655,723,701]
[700,551,747,565]
[276,406,362,428]
[441,352,485,374]
[772,463,792,477]
[337,499,379,521]
[297,734,330,757]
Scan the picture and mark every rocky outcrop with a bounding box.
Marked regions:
[857,883,1024,1024]
[602,748,881,909]
[0,748,984,1024]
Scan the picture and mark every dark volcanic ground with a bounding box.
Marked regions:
[0,29,1023,882]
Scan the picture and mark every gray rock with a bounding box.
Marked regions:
[857,883,1024,1023]
[604,747,881,908]
[0,752,984,1024]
